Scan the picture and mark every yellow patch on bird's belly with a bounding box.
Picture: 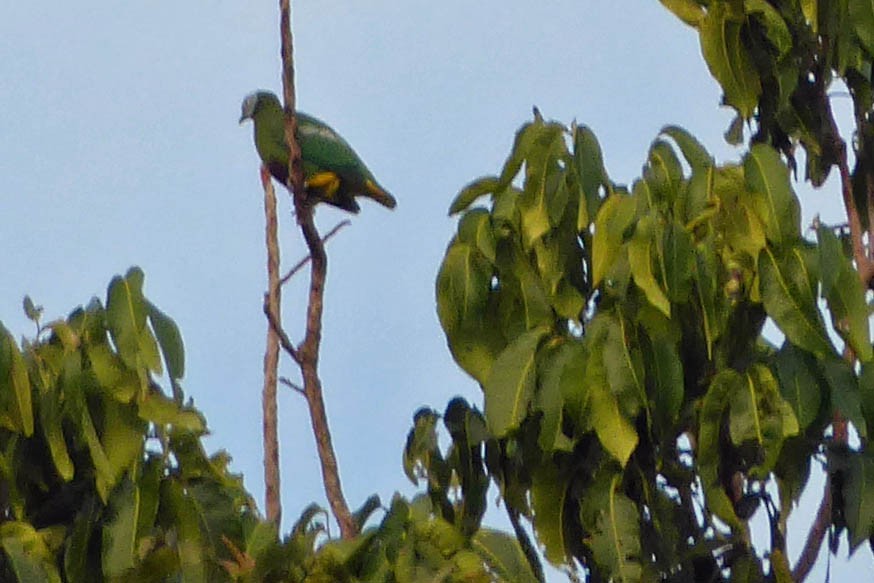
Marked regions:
[306,171,339,189]
[305,171,341,200]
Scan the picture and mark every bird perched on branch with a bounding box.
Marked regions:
[239,91,396,213]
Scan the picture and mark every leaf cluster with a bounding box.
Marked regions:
[437,104,874,579]
[1,270,539,582]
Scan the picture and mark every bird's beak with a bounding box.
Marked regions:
[238,114,249,125]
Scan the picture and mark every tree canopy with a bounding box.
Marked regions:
[4,1,874,582]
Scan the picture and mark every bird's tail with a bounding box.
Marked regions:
[365,180,397,209]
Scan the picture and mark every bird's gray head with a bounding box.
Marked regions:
[239,91,280,124]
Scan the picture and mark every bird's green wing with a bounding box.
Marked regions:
[295,112,376,184]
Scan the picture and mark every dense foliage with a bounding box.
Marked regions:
[435,1,874,581]
[0,269,533,581]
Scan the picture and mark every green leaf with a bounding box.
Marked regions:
[773,343,823,431]
[137,457,162,540]
[725,114,745,145]
[519,123,566,248]
[694,242,725,359]
[744,144,801,246]
[104,402,146,480]
[824,358,867,439]
[436,241,491,336]
[699,370,745,530]
[699,3,762,119]
[603,315,646,419]
[817,226,872,362]
[660,219,693,303]
[472,528,540,583]
[79,400,115,502]
[644,140,684,205]
[861,363,874,438]
[849,0,874,57]
[40,390,74,481]
[629,219,670,316]
[139,391,205,433]
[483,327,548,436]
[659,0,705,26]
[514,260,553,330]
[444,322,504,385]
[352,494,382,531]
[759,247,833,357]
[801,0,818,32]
[589,377,639,467]
[661,125,713,172]
[639,311,684,435]
[87,345,137,403]
[64,501,98,583]
[556,340,591,435]
[147,301,186,381]
[22,295,43,323]
[731,365,799,476]
[0,324,33,436]
[536,342,577,452]
[457,208,497,264]
[0,522,62,583]
[531,465,571,566]
[161,480,206,582]
[106,268,149,370]
[589,476,642,583]
[592,194,636,287]
[573,124,609,230]
[745,0,792,56]
[683,165,715,226]
[450,176,501,215]
[840,450,874,551]
[102,478,139,577]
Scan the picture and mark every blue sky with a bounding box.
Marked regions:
[0,1,866,579]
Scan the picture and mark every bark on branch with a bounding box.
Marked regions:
[277,0,356,539]
[791,76,864,583]
[261,167,282,526]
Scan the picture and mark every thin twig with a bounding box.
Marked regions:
[279,376,305,396]
[261,166,283,526]
[263,292,301,364]
[279,0,357,539]
[280,220,351,285]
[506,506,545,583]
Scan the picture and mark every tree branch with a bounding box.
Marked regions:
[279,376,305,396]
[821,86,874,286]
[261,166,282,526]
[262,292,300,364]
[506,506,545,583]
[790,84,861,583]
[791,480,831,582]
[278,0,357,539]
[280,220,351,285]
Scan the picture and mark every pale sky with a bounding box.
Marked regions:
[0,1,866,580]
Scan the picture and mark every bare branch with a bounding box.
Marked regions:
[506,506,545,583]
[279,376,305,395]
[280,220,352,285]
[261,166,282,526]
[791,480,831,582]
[278,0,357,539]
[263,291,301,364]
[791,88,859,582]
[821,89,874,287]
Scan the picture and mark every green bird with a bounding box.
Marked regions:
[239,91,396,213]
